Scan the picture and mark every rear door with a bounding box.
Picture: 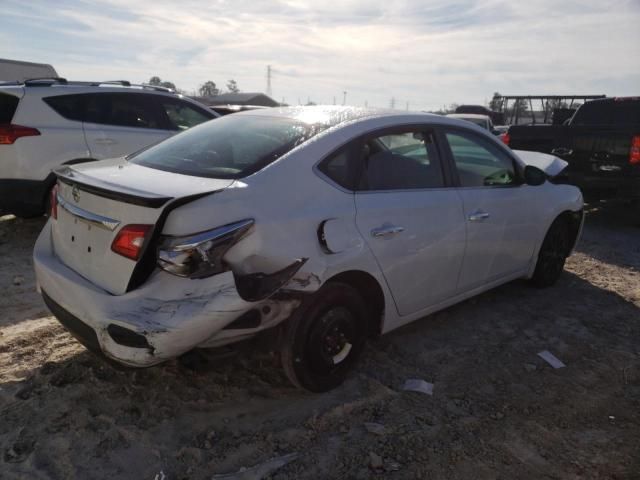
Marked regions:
[351,127,466,316]
[439,128,540,292]
[82,92,173,159]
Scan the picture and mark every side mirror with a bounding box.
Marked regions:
[524,165,547,186]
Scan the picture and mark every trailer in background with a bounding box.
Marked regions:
[0,58,58,82]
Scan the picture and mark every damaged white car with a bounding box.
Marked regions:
[34,106,584,392]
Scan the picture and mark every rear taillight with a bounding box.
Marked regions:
[630,135,640,165]
[501,132,510,146]
[111,224,153,260]
[50,184,59,219]
[157,219,254,278]
[0,124,41,145]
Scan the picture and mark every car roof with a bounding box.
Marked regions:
[234,105,444,128]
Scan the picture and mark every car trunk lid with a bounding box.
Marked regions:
[52,158,234,295]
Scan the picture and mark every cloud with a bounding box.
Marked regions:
[1,0,639,109]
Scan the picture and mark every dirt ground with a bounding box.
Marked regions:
[1,203,639,480]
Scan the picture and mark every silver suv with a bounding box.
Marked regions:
[0,78,217,217]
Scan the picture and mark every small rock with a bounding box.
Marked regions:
[524,363,537,372]
[385,461,401,472]
[364,422,386,436]
[12,275,24,286]
[369,452,383,470]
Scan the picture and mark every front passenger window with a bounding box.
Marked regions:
[445,132,518,187]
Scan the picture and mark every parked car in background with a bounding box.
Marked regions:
[506,97,640,203]
[493,125,510,144]
[455,104,504,126]
[209,104,269,116]
[0,78,217,217]
[34,106,583,392]
[446,113,497,134]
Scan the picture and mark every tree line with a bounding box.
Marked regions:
[147,76,240,97]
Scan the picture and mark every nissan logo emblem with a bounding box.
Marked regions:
[72,185,80,203]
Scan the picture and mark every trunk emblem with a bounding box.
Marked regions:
[72,185,80,203]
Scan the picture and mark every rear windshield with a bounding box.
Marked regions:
[572,100,640,126]
[129,115,326,178]
[0,93,20,123]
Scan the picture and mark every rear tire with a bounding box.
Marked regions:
[281,282,368,392]
[530,216,571,287]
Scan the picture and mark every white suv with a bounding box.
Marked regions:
[0,78,217,217]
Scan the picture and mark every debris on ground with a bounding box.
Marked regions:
[363,422,386,436]
[212,452,299,480]
[537,350,566,369]
[368,451,383,470]
[402,378,434,395]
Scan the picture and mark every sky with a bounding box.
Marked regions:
[2,0,639,110]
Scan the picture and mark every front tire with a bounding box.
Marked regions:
[530,216,571,287]
[281,282,368,392]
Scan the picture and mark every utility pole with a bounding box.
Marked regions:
[390,97,395,109]
[266,65,272,97]
[342,91,347,106]
[364,100,368,108]
[333,96,336,105]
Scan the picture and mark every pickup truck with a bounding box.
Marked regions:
[506,97,640,202]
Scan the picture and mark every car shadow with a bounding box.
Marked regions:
[575,201,640,272]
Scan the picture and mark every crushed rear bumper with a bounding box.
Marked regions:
[34,221,300,367]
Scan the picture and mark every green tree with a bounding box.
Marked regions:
[148,76,176,90]
[199,81,219,97]
[489,92,502,111]
[226,79,239,93]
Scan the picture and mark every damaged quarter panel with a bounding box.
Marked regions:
[160,126,388,302]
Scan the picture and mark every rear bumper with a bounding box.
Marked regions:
[0,178,50,217]
[34,221,300,367]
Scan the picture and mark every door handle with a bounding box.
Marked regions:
[551,147,573,156]
[468,210,490,222]
[371,225,405,238]
[95,138,117,145]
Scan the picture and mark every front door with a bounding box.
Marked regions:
[352,128,466,316]
[440,129,540,292]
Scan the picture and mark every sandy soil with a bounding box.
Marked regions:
[1,204,639,480]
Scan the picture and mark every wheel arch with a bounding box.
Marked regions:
[324,269,386,337]
[528,208,584,277]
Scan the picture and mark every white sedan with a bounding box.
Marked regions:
[34,106,584,392]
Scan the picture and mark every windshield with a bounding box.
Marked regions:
[129,115,325,178]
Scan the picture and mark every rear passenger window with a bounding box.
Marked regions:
[318,147,357,190]
[43,94,85,122]
[359,131,444,190]
[84,93,163,129]
[445,131,518,187]
[157,99,212,130]
[0,93,19,123]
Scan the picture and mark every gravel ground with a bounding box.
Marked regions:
[0,203,639,480]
